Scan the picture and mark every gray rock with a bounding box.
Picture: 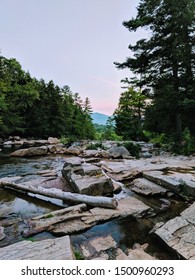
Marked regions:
[153,202,195,259]
[62,158,114,196]
[131,178,167,196]
[64,146,81,155]
[142,152,153,158]
[108,146,130,158]
[48,144,57,153]
[47,137,59,144]
[71,175,114,195]
[82,164,102,176]
[10,146,48,157]
[0,236,75,260]
[82,149,99,158]
[47,197,152,236]
[96,150,111,158]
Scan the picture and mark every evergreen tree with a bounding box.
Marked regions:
[115,0,195,139]
[114,87,146,140]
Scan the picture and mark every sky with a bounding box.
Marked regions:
[0,0,145,115]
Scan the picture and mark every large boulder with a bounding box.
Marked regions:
[108,146,130,158]
[62,157,114,196]
[70,174,114,196]
[10,146,48,157]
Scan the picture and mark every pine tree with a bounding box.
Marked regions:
[115,0,195,139]
[114,87,146,140]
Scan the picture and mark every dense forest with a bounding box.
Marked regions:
[0,55,95,140]
[114,0,195,153]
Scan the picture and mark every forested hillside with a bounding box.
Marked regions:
[0,56,95,140]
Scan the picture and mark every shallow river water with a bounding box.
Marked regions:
[0,146,187,259]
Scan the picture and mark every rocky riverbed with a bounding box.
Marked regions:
[0,139,194,259]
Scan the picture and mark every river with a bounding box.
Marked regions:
[0,146,187,259]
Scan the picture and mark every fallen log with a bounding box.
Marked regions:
[0,180,118,209]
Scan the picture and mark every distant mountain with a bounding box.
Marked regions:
[91,112,110,125]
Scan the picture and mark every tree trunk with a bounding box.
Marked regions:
[0,180,118,209]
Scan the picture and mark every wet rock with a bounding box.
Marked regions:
[108,146,130,159]
[153,202,195,260]
[10,146,48,157]
[131,178,167,196]
[0,236,75,260]
[0,226,5,241]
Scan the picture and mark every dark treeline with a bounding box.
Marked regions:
[114,0,195,153]
[0,56,95,140]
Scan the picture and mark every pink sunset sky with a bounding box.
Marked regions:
[0,0,146,115]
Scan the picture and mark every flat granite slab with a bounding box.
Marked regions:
[153,202,195,260]
[23,197,152,237]
[0,236,75,260]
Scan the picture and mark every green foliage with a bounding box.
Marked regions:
[122,141,141,158]
[45,213,54,219]
[115,0,195,145]
[172,128,195,155]
[86,141,106,150]
[0,55,95,140]
[74,250,84,260]
[113,87,146,140]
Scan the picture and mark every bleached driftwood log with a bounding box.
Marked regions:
[0,180,117,209]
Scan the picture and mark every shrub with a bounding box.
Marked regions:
[123,141,141,158]
[85,141,106,150]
